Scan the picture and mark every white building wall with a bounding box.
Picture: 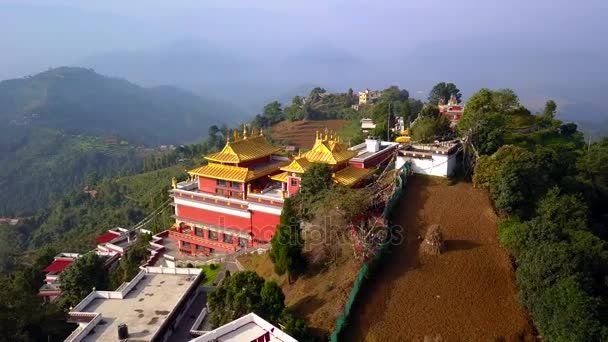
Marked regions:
[396,153,458,177]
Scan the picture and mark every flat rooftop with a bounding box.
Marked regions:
[193,313,297,342]
[349,140,399,162]
[402,140,460,155]
[80,272,197,342]
[216,321,283,341]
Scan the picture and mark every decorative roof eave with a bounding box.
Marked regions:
[203,135,282,163]
[269,172,289,183]
[280,157,312,173]
[333,166,374,187]
[188,164,249,182]
[188,160,290,183]
[245,160,290,182]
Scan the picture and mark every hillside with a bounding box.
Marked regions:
[0,128,144,215]
[0,163,187,274]
[0,67,244,145]
[268,119,349,149]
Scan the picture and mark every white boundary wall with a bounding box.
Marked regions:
[396,152,457,177]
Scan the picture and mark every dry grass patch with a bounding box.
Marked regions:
[238,242,359,336]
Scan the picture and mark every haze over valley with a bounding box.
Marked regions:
[1,0,606,126]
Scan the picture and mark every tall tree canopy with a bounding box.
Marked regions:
[498,189,608,341]
[380,85,409,103]
[59,252,109,307]
[411,115,451,143]
[428,82,462,104]
[270,198,306,281]
[208,271,314,341]
[458,88,525,156]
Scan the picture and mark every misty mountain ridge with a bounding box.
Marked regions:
[0,67,245,145]
[76,37,607,124]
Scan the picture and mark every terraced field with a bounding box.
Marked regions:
[268,119,349,149]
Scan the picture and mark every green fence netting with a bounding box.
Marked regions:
[330,163,410,342]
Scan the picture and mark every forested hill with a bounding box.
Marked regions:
[0,128,143,215]
[0,67,245,145]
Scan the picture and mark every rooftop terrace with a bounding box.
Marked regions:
[67,267,201,342]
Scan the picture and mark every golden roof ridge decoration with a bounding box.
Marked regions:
[301,130,356,165]
[280,156,312,173]
[204,131,281,163]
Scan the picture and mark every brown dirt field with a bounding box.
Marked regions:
[238,244,359,336]
[268,119,350,149]
[344,176,535,342]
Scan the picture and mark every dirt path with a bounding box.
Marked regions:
[344,176,534,341]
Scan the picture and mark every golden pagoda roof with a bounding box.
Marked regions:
[269,171,289,183]
[189,160,288,183]
[204,134,282,164]
[301,131,356,165]
[333,166,373,187]
[280,157,312,174]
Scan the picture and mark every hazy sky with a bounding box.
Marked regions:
[1,0,607,118]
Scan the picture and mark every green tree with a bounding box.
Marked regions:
[270,199,305,281]
[428,82,462,104]
[411,115,450,143]
[576,137,608,220]
[208,271,290,328]
[459,110,506,156]
[59,252,109,307]
[298,163,333,199]
[285,104,307,122]
[462,88,519,116]
[407,98,424,118]
[542,100,557,119]
[260,281,286,323]
[263,101,284,125]
[380,85,409,103]
[280,310,315,341]
[308,87,326,102]
[418,104,440,118]
[110,235,150,288]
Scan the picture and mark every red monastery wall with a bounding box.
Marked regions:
[251,210,280,242]
[175,204,251,232]
[198,177,216,193]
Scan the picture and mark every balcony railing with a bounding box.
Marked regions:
[171,188,249,207]
[168,230,237,252]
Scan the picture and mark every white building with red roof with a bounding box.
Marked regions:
[38,253,81,302]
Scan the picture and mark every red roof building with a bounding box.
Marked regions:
[38,253,81,302]
[95,231,121,244]
[43,258,74,273]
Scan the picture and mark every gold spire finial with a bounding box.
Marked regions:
[233,130,239,141]
[252,127,258,137]
[324,128,329,140]
[259,127,264,136]
[171,177,177,189]
[242,125,248,139]
[226,132,230,143]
